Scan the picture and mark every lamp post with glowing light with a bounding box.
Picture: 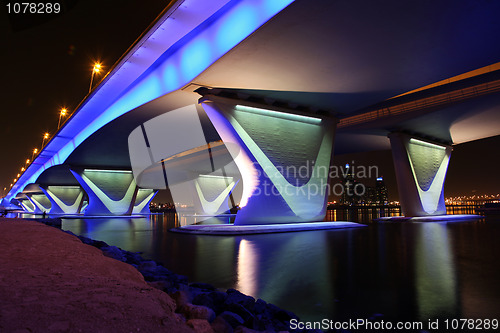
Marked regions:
[89,63,102,93]
[41,132,49,149]
[58,108,67,129]
[31,148,38,161]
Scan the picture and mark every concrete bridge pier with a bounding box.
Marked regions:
[20,185,52,214]
[26,193,52,214]
[192,174,239,216]
[201,98,337,225]
[39,185,85,215]
[19,201,35,213]
[132,188,157,215]
[14,194,36,213]
[70,168,155,216]
[389,132,452,217]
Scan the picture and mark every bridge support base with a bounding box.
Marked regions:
[40,186,85,215]
[18,198,35,213]
[192,174,238,216]
[133,188,157,215]
[26,193,51,214]
[71,169,152,216]
[201,99,337,225]
[389,132,452,217]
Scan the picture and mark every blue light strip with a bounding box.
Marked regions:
[6,0,295,201]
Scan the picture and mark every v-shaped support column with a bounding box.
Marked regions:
[18,198,35,213]
[71,168,143,216]
[40,185,85,215]
[26,193,51,214]
[132,188,158,215]
[201,99,337,225]
[192,175,238,216]
[389,132,452,217]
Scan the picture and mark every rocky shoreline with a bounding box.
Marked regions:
[36,218,322,333]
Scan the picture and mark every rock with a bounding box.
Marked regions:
[192,292,212,308]
[225,289,255,312]
[172,312,187,324]
[35,218,62,228]
[254,299,267,314]
[100,246,126,262]
[219,311,244,329]
[252,314,277,332]
[272,319,289,332]
[187,319,214,333]
[193,291,227,314]
[92,240,109,249]
[189,287,207,301]
[123,252,143,265]
[147,280,171,291]
[211,316,234,333]
[155,265,173,276]
[138,260,157,272]
[267,303,298,322]
[170,290,190,310]
[181,303,216,322]
[174,274,190,285]
[226,303,254,325]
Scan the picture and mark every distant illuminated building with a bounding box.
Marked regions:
[376,177,388,205]
[339,167,389,206]
[362,186,376,204]
[340,163,362,205]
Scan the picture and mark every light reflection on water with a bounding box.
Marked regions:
[60,212,500,323]
[415,223,457,321]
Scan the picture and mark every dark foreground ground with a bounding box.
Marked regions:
[0,218,304,333]
[0,218,199,332]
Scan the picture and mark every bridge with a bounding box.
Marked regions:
[2,0,500,224]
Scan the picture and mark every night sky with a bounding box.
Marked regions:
[1,0,499,201]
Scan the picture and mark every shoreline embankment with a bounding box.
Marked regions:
[0,218,313,333]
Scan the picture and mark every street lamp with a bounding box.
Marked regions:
[58,108,67,129]
[41,132,49,149]
[89,62,102,93]
[31,148,38,160]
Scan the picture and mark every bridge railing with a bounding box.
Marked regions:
[338,79,500,128]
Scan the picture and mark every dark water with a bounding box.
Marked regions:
[59,209,500,326]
